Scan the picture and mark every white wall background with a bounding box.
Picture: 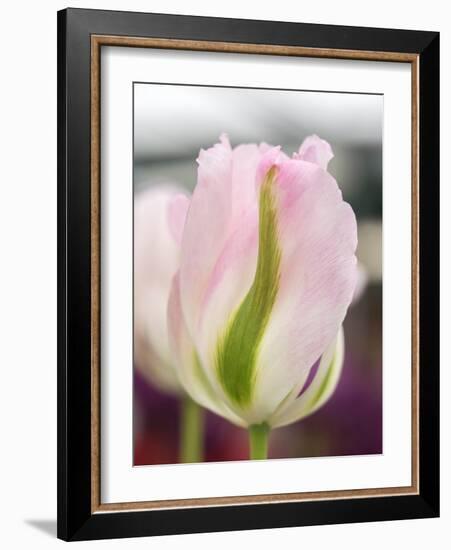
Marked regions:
[0,1,448,548]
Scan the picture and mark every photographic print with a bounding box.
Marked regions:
[133,83,383,466]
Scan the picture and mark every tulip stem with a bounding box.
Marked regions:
[249,423,270,460]
[180,396,204,463]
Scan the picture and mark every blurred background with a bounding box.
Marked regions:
[133,83,383,465]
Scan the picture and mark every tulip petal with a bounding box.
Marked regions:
[177,137,357,427]
[179,135,234,333]
[250,159,357,421]
[134,186,186,393]
[216,168,282,407]
[167,272,246,427]
[167,193,190,246]
[231,143,266,217]
[179,137,265,375]
[269,327,345,428]
[295,134,334,170]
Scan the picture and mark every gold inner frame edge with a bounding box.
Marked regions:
[90,35,420,514]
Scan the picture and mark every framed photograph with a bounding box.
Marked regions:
[57,8,439,541]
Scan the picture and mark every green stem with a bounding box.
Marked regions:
[249,423,270,460]
[179,396,204,463]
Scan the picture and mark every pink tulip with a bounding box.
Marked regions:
[134,186,190,394]
[168,135,358,431]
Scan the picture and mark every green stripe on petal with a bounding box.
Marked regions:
[216,167,281,406]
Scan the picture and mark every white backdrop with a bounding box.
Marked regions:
[0,0,448,548]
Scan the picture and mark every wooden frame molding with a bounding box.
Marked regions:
[90,34,420,514]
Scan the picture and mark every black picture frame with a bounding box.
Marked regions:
[57,7,439,541]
